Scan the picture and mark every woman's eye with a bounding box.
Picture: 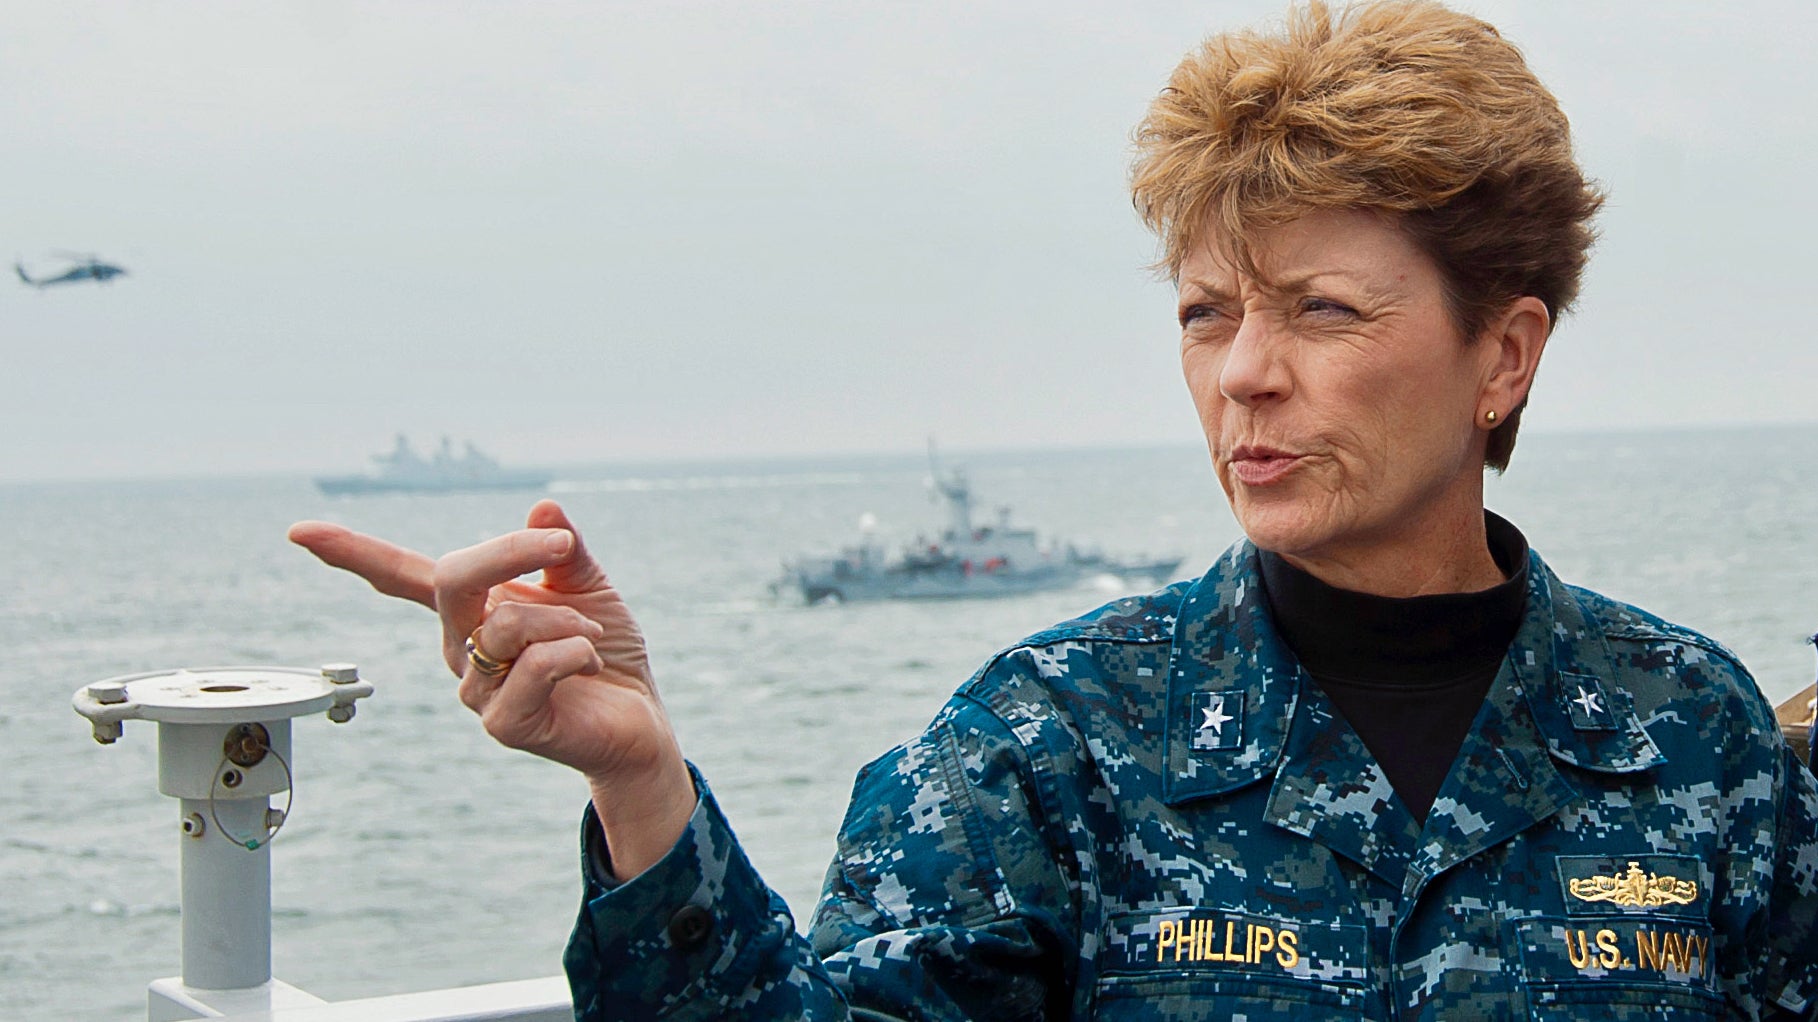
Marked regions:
[1299,297,1357,317]
[1178,303,1221,327]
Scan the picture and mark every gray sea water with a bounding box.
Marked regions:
[5,428,1816,1018]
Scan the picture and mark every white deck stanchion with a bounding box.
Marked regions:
[74,665,373,1020]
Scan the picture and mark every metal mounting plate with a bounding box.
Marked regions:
[73,666,360,726]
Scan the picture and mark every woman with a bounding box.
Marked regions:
[291,2,1818,1018]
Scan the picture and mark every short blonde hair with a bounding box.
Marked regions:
[1131,0,1603,470]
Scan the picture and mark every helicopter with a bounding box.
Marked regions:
[15,252,128,288]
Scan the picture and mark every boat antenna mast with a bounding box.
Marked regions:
[927,437,972,537]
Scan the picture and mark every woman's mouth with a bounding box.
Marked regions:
[1228,446,1303,486]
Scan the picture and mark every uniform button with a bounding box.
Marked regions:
[667,904,714,950]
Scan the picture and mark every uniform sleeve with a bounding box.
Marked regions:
[563,765,845,1021]
[1762,748,1818,1019]
[809,694,1079,1018]
[562,695,1078,1021]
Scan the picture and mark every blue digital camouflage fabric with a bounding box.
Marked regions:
[565,539,1818,1020]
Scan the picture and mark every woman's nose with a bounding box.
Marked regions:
[1218,315,1291,407]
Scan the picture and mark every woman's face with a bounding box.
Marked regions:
[1178,208,1514,591]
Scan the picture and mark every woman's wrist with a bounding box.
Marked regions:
[587,753,698,882]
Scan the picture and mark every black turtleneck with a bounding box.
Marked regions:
[1257,514,1530,824]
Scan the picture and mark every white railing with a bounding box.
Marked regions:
[199,976,571,1022]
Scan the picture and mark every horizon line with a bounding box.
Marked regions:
[4,419,1816,489]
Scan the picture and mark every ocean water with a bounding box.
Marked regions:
[4,427,1815,1018]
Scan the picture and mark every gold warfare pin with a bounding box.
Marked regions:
[1568,861,1698,908]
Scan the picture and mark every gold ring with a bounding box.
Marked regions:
[465,628,513,677]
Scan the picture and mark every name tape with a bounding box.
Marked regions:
[1103,909,1367,986]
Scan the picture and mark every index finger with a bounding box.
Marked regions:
[289,521,437,609]
[433,527,577,657]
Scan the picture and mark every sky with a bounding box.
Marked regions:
[4,1,1815,482]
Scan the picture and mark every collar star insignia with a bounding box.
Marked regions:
[1199,698,1234,736]
[1572,685,1605,718]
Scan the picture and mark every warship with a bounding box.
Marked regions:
[777,454,1182,603]
[314,435,552,496]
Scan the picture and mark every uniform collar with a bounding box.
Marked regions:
[1161,535,1664,810]
[1162,542,1302,806]
[1508,547,1666,774]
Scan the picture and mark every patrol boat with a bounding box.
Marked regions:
[1775,633,1818,763]
[314,435,552,496]
[777,455,1182,603]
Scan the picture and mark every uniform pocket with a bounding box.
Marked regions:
[1096,972,1368,1020]
[1525,985,1726,1020]
[1509,915,1726,1020]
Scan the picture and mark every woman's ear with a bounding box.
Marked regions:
[1480,296,1550,417]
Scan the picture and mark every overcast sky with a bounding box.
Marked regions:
[5,1,1814,482]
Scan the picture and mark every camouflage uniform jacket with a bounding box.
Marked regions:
[565,540,1818,1020]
